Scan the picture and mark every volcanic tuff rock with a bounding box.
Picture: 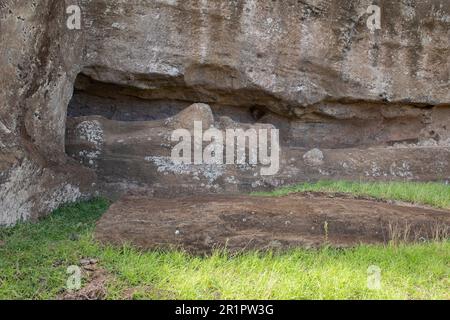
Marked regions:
[95,193,450,253]
[66,103,450,198]
[1,0,449,224]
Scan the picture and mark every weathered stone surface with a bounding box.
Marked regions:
[80,0,450,108]
[95,193,450,253]
[303,149,325,167]
[0,0,95,225]
[66,103,450,198]
[1,0,450,224]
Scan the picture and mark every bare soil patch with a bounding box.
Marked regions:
[59,259,110,300]
[95,192,450,254]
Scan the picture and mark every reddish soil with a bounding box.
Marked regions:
[94,192,450,254]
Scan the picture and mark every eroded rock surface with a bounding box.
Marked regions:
[1,0,450,224]
[95,193,450,253]
[66,103,450,198]
[0,0,95,225]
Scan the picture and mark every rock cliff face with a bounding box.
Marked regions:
[0,0,95,225]
[1,0,449,225]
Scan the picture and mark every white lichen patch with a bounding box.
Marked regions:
[145,156,224,183]
[0,120,11,134]
[78,150,102,168]
[303,148,324,166]
[111,22,127,30]
[75,120,104,168]
[76,120,104,147]
[42,184,82,213]
[389,161,413,179]
[0,158,86,226]
[364,161,413,179]
[0,160,37,226]
[365,162,384,178]
[225,176,238,184]
[318,168,330,176]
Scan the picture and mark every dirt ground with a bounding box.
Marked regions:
[59,259,109,300]
[95,192,450,254]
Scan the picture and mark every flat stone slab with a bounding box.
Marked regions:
[95,193,450,254]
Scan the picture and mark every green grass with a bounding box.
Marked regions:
[0,181,449,300]
[253,180,450,209]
